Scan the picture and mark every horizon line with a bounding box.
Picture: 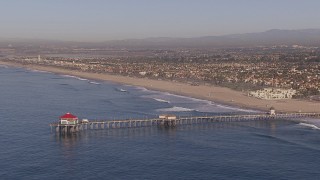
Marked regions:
[1,28,320,43]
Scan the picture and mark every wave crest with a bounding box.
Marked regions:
[156,106,195,112]
[61,75,88,81]
[153,98,170,103]
[299,123,320,130]
[89,81,100,85]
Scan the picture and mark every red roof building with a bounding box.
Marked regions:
[59,112,79,125]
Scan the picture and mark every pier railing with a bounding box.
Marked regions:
[50,113,320,133]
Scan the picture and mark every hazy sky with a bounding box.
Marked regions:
[1,0,320,41]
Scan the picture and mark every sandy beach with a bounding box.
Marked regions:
[1,60,319,113]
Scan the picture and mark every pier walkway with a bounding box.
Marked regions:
[50,113,320,133]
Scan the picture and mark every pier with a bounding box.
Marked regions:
[50,112,320,134]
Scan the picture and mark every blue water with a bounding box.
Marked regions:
[1,66,320,180]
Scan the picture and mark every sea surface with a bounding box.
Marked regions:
[1,65,320,180]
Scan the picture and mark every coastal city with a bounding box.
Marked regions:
[1,44,319,100]
[2,1,320,179]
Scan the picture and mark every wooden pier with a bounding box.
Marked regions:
[50,113,320,134]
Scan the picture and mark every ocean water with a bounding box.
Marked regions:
[1,66,320,180]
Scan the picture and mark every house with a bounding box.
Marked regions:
[59,112,79,125]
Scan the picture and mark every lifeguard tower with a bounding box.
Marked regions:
[269,107,276,115]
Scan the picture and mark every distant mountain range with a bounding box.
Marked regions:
[1,29,320,48]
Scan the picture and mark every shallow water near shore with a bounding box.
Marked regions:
[1,66,320,180]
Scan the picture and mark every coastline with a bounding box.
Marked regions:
[1,60,319,113]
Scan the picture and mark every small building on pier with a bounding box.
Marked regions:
[159,114,177,120]
[269,107,276,115]
[59,112,78,125]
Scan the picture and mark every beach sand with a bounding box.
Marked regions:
[1,60,319,113]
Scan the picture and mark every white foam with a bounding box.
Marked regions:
[215,103,260,113]
[156,106,195,112]
[166,93,259,113]
[133,86,149,92]
[30,69,51,73]
[61,75,88,81]
[153,98,170,103]
[89,81,100,85]
[115,88,127,92]
[141,89,259,113]
[298,123,320,130]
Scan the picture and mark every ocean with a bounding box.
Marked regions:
[1,65,320,180]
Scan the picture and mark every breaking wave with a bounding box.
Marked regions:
[61,75,88,81]
[156,106,195,112]
[215,104,259,113]
[153,98,170,103]
[89,81,101,85]
[133,86,149,92]
[29,69,51,73]
[298,123,320,130]
[141,90,259,113]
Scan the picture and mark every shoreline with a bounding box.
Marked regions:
[1,60,319,113]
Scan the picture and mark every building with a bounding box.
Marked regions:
[59,112,79,125]
[159,114,177,120]
[269,107,276,115]
[249,88,296,100]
